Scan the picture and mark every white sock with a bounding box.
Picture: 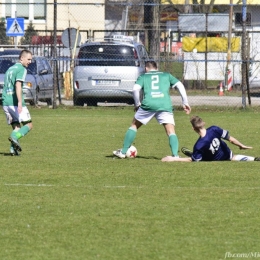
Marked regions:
[232,155,255,161]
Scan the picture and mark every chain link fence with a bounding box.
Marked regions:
[1,1,260,108]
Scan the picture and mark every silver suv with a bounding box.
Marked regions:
[73,36,149,106]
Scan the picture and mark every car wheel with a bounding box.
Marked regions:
[29,100,35,106]
[126,98,134,105]
[29,87,39,106]
[86,99,98,106]
[73,96,85,106]
[46,97,53,106]
[233,84,241,91]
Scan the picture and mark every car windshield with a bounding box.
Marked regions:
[0,58,37,74]
[77,45,138,66]
[0,50,21,56]
[27,61,37,75]
[0,59,15,73]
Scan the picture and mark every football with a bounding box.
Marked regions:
[126,146,138,158]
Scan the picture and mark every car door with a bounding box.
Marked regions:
[137,45,148,71]
[41,58,53,99]
[34,58,46,99]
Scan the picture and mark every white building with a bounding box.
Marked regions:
[0,0,105,43]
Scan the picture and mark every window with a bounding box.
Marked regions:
[0,59,15,73]
[235,13,251,27]
[42,58,52,74]
[3,0,46,21]
[27,60,37,75]
[78,45,137,66]
[36,59,45,73]
[137,45,148,60]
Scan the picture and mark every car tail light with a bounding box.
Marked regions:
[75,81,79,89]
[133,49,140,67]
[133,49,138,59]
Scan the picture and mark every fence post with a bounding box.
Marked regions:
[52,0,58,109]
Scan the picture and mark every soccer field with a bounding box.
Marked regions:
[1,107,260,260]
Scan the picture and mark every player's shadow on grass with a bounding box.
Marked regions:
[106,155,161,160]
[0,152,18,156]
[135,155,161,160]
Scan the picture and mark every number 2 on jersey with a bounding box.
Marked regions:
[151,75,159,90]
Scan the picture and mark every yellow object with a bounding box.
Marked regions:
[182,37,240,52]
[63,71,72,99]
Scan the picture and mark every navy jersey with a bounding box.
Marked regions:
[192,126,232,161]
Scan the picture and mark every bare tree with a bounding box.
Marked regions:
[192,0,216,13]
[144,0,160,59]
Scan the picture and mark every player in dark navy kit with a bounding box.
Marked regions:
[162,115,260,162]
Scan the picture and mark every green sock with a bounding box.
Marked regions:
[122,127,137,154]
[11,125,30,140]
[169,133,179,156]
[11,130,21,140]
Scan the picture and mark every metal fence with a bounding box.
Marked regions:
[1,1,260,108]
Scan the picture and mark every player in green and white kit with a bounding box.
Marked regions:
[113,60,191,159]
[2,50,33,155]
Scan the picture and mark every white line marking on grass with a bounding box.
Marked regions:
[174,186,260,190]
[104,186,126,188]
[5,183,54,187]
[4,184,127,188]
[4,184,260,190]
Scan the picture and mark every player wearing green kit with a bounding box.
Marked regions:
[113,60,191,159]
[2,50,33,155]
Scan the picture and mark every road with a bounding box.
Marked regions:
[39,95,260,107]
[171,95,260,107]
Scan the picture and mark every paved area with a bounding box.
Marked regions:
[38,95,260,107]
[172,95,260,107]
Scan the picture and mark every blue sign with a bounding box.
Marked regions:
[6,18,25,37]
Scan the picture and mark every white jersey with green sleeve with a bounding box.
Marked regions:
[2,63,27,106]
[135,70,179,112]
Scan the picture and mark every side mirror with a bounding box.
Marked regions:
[39,69,48,75]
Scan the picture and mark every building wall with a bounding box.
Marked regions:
[45,0,105,34]
[0,0,105,43]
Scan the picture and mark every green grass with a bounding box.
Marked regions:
[1,106,260,260]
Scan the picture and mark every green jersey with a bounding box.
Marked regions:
[2,63,27,106]
[136,71,179,112]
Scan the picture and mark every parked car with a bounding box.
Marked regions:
[0,55,54,106]
[232,61,260,92]
[233,76,260,93]
[73,35,149,106]
[0,48,22,56]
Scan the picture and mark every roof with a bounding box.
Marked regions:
[161,0,259,4]
[0,54,46,59]
[0,49,21,56]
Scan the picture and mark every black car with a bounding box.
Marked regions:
[0,48,22,56]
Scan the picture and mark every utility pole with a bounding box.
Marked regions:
[53,0,57,108]
[241,0,247,108]
[225,0,233,91]
[144,0,160,61]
